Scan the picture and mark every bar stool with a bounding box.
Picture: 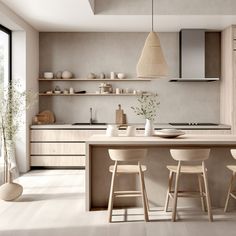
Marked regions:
[164,149,213,222]
[107,149,149,222]
[224,149,236,212]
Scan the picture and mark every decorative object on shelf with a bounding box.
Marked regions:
[136,0,168,78]
[43,72,54,79]
[56,71,62,79]
[116,104,126,125]
[69,87,74,94]
[87,73,96,79]
[0,81,37,201]
[99,73,105,79]
[110,72,116,79]
[54,85,61,94]
[62,70,73,79]
[99,83,112,94]
[117,73,126,79]
[63,89,69,95]
[131,93,159,136]
[106,124,119,137]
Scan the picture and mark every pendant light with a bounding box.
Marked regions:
[136,0,168,78]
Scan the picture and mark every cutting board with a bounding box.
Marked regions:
[116,104,125,124]
[36,110,55,124]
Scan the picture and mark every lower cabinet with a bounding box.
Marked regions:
[30,128,105,168]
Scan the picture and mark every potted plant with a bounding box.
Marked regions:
[0,81,37,201]
[131,93,159,136]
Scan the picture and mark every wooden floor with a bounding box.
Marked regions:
[0,169,236,236]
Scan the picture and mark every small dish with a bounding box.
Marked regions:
[154,130,185,138]
[54,91,61,94]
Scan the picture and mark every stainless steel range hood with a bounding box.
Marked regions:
[170,29,220,82]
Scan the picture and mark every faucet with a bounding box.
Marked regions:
[90,107,93,124]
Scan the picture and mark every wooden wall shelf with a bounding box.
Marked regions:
[39,93,150,96]
[39,78,151,81]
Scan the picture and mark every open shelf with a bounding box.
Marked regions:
[39,78,151,81]
[169,78,219,82]
[39,93,151,96]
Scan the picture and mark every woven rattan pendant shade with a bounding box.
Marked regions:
[137,32,168,78]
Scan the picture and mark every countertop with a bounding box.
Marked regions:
[87,134,236,146]
[30,123,231,130]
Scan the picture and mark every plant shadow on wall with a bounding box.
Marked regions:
[131,94,159,136]
[0,81,37,201]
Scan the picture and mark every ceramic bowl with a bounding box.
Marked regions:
[117,73,126,79]
[44,72,54,79]
[62,70,73,79]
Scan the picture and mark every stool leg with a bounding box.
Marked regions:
[198,174,206,212]
[138,163,149,222]
[142,173,150,211]
[202,162,213,222]
[172,162,181,222]
[224,172,236,212]
[108,161,117,222]
[164,171,173,212]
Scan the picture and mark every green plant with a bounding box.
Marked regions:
[131,93,160,121]
[0,81,37,183]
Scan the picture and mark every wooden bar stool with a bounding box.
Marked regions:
[224,149,236,212]
[108,149,149,222]
[164,149,213,222]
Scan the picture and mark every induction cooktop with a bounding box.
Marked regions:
[169,123,219,126]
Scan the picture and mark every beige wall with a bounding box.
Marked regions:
[39,32,220,124]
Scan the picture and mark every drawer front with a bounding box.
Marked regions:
[31,155,85,167]
[233,28,236,39]
[31,143,85,155]
[30,129,105,142]
[233,40,236,50]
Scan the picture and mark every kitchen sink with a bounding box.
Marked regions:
[72,122,107,125]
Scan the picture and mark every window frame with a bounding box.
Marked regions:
[0,24,12,83]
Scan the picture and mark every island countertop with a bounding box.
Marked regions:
[87,134,236,146]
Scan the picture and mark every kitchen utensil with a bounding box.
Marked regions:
[126,125,136,136]
[116,104,125,124]
[106,125,118,137]
[110,72,116,79]
[69,87,74,94]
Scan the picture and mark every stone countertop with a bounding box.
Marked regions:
[30,123,231,130]
[87,134,236,146]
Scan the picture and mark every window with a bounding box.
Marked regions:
[0,25,12,163]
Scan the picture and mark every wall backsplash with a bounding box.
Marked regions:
[39,32,220,124]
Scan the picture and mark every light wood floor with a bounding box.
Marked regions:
[0,169,236,236]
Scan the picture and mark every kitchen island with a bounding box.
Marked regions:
[86,134,236,211]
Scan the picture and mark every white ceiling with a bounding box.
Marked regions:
[1,0,236,32]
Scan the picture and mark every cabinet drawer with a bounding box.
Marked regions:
[31,155,85,167]
[30,129,105,141]
[233,40,236,50]
[31,143,85,155]
[233,28,236,39]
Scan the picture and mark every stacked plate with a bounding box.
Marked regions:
[154,129,185,138]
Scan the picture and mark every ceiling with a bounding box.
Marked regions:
[1,0,236,32]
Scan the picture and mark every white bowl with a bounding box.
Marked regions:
[161,129,180,134]
[62,70,73,79]
[117,73,126,79]
[44,72,54,79]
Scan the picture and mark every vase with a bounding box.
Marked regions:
[144,119,154,136]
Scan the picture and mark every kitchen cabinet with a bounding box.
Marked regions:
[30,128,105,167]
[221,25,236,134]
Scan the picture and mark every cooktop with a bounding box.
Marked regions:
[169,123,219,126]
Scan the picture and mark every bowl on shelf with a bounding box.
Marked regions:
[54,91,61,94]
[44,72,54,79]
[62,70,73,79]
[117,73,126,79]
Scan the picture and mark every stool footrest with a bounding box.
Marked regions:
[230,192,236,200]
[114,190,142,198]
[169,191,206,198]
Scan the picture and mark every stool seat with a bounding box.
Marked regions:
[167,165,205,174]
[226,165,236,172]
[109,165,147,173]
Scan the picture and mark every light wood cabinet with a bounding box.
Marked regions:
[30,128,105,167]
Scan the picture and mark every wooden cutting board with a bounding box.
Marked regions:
[36,110,55,124]
[116,104,125,124]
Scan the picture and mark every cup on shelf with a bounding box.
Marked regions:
[69,87,74,94]
[44,72,54,79]
[110,72,116,79]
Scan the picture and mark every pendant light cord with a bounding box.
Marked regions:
[152,0,154,32]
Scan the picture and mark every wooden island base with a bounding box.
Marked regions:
[86,135,236,211]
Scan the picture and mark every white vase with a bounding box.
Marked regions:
[144,119,154,136]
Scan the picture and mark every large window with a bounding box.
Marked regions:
[0,25,11,163]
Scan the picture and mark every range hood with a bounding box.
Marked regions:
[170,29,220,82]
